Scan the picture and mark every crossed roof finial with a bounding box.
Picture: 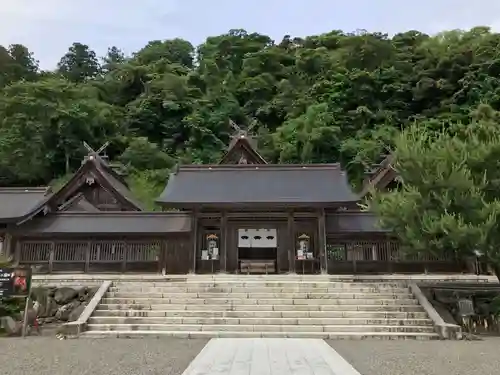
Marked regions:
[229,118,258,138]
[82,141,110,164]
[83,141,110,156]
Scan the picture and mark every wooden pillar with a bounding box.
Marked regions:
[159,238,167,274]
[192,210,198,273]
[121,241,128,273]
[288,210,295,273]
[220,212,228,273]
[14,240,21,266]
[318,208,327,274]
[0,233,4,258]
[0,233,5,258]
[48,241,55,274]
[1,233,12,258]
[85,241,91,273]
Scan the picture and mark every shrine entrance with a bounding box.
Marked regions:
[237,228,278,274]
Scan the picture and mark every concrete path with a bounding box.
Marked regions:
[181,338,361,375]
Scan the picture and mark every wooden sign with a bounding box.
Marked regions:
[0,267,32,298]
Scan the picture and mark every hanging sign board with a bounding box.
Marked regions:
[0,267,32,298]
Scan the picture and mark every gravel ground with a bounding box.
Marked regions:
[329,338,500,375]
[0,337,208,375]
[4,336,498,375]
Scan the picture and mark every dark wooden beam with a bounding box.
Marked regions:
[220,211,228,273]
[226,211,288,218]
[120,241,129,273]
[318,208,327,273]
[0,233,11,259]
[14,239,21,266]
[48,242,55,273]
[192,210,198,273]
[288,210,295,273]
[85,241,91,273]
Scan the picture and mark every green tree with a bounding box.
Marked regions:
[3,25,500,201]
[119,137,174,171]
[134,39,194,68]
[101,46,126,73]
[7,44,39,81]
[273,103,341,163]
[57,42,101,82]
[0,78,121,183]
[370,108,500,280]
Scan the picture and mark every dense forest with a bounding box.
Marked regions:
[1,26,500,209]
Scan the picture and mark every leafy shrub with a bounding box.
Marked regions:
[0,297,22,317]
[491,295,500,317]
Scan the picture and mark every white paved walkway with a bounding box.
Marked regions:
[181,338,362,375]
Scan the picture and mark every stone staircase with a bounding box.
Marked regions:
[82,276,439,339]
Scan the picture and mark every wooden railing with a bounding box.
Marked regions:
[326,239,464,274]
[19,239,161,273]
[18,237,468,275]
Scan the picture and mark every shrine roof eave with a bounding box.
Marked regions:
[12,211,191,235]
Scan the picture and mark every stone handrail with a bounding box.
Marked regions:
[61,280,112,336]
[409,283,462,340]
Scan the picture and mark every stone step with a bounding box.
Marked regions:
[93,309,430,319]
[113,281,406,288]
[81,330,440,340]
[88,316,433,326]
[105,292,413,299]
[85,323,436,333]
[97,303,425,312]
[108,286,409,293]
[100,297,419,305]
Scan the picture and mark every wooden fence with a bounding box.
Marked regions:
[18,239,162,273]
[326,239,465,274]
[17,237,468,275]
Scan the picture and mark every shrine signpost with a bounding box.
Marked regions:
[0,267,33,337]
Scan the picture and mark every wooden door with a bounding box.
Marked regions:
[164,236,192,274]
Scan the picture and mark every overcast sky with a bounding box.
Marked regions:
[1,0,500,69]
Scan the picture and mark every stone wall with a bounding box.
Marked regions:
[31,285,97,324]
[0,285,97,336]
[420,282,500,336]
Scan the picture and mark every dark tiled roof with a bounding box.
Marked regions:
[16,212,191,234]
[326,212,389,232]
[0,187,51,221]
[157,164,359,207]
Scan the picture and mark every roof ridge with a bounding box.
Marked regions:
[49,211,190,217]
[0,187,49,192]
[178,163,342,171]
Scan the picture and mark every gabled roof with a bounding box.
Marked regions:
[0,187,52,223]
[11,154,143,225]
[218,135,267,165]
[58,192,100,212]
[360,155,397,197]
[157,164,359,208]
[47,154,143,212]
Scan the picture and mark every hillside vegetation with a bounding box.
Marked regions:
[1,27,500,208]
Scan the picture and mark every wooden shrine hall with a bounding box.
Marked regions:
[0,124,463,275]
